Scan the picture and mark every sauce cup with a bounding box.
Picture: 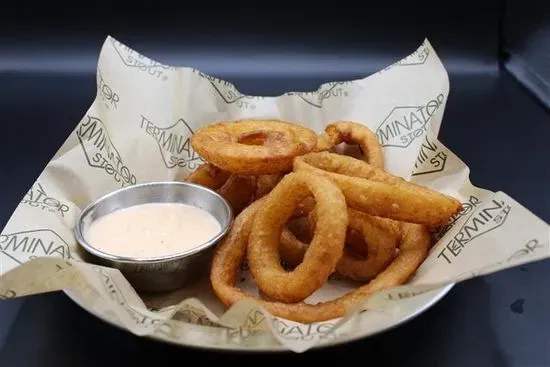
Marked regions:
[74,181,233,293]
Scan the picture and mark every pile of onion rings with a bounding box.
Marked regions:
[187,119,463,323]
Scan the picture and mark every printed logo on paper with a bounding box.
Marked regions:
[507,238,547,263]
[192,69,263,110]
[97,70,119,109]
[449,238,547,281]
[357,284,441,309]
[93,266,163,327]
[110,38,176,81]
[76,115,137,188]
[437,199,512,264]
[140,115,204,169]
[397,45,430,66]
[433,195,483,241]
[0,229,71,266]
[290,81,352,108]
[374,44,431,76]
[226,309,268,345]
[412,135,448,176]
[376,94,445,148]
[175,304,218,327]
[242,309,266,329]
[0,290,17,300]
[272,319,338,342]
[385,288,428,301]
[22,182,71,217]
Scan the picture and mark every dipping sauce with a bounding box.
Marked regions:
[85,202,221,259]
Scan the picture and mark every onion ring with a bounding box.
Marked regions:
[190,119,317,175]
[184,163,230,190]
[317,121,385,168]
[342,228,369,257]
[285,216,312,243]
[294,152,462,227]
[292,196,317,218]
[210,199,432,323]
[306,212,378,259]
[313,132,335,152]
[281,208,401,281]
[254,174,285,200]
[323,209,400,281]
[217,175,257,215]
[247,171,348,303]
[279,216,313,267]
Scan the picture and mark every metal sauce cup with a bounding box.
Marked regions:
[74,181,233,293]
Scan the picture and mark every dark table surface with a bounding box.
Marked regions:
[1,67,549,365]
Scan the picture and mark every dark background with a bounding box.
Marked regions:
[503,0,550,109]
[1,2,549,366]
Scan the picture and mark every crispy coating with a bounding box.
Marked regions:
[281,217,373,264]
[199,119,463,324]
[247,171,348,303]
[294,152,463,227]
[321,209,400,281]
[313,132,335,152]
[343,228,369,257]
[190,120,318,175]
[313,121,384,169]
[185,163,230,190]
[285,216,312,243]
[217,175,257,215]
[321,121,385,169]
[210,198,432,323]
[186,164,255,215]
[281,208,401,281]
[292,196,317,218]
[254,174,284,200]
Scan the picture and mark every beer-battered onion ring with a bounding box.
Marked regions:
[326,210,400,281]
[185,163,230,190]
[247,171,348,303]
[278,216,313,267]
[313,132,335,152]
[279,226,309,267]
[313,121,383,168]
[317,121,385,169]
[217,175,257,215]
[342,228,369,257]
[285,216,312,243]
[294,152,462,227]
[210,199,432,324]
[327,121,384,168]
[280,208,401,281]
[304,208,400,258]
[190,120,318,175]
[292,196,317,218]
[254,174,285,200]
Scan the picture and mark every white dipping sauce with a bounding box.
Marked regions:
[85,202,221,259]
